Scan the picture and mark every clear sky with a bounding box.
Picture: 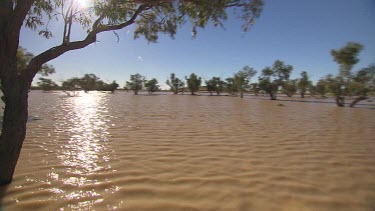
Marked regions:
[20,0,375,88]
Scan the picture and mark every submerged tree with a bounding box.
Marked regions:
[348,65,375,107]
[97,80,119,93]
[62,75,119,93]
[282,79,298,97]
[250,83,260,96]
[0,0,264,184]
[297,71,311,98]
[145,78,159,94]
[186,73,202,95]
[205,77,225,95]
[62,77,82,90]
[80,74,101,92]
[258,60,293,100]
[313,78,329,97]
[37,77,58,91]
[125,73,145,95]
[166,73,184,94]
[233,65,257,98]
[225,77,238,95]
[330,42,364,106]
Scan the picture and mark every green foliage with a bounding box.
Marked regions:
[233,65,257,97]
[329,42,366,106]
[324,74,343,97]
[224,66,257,97]
[331,42,363,77]
[258,60,293,99]
[62,77,81,90]
[297,71,311,98]
[97,80,119,93]
[37,77,58,91]
[351,65,375,96]
[314,78,328,97]
[23,0,264,43]
[166,73,184,94]
[250,83,260,95]
[258,76,277,99]
[225,77,238,94]
[80,74,101,92]
[125,73,145,94]
[186,73,202,95]
[61,75,119,92]
[282,79,298,97]
[145,78,159,93]
[205,77,225,95]
[17,47,55,76]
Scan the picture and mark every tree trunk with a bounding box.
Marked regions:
[335,96,345,107]
[349,96,368,108]
[0,77,30,185]
[269,92,277,100]
[301,92,305,98]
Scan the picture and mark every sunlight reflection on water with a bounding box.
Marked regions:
[51,91,120,210]
[58,92,112,175]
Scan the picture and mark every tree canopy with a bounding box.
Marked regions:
[330,42,365,106]
[186,73,202,95]
[166,73,184,94]
[258,60,293,100]
[331,42,363,78]
[205,77,225,95]
[233,65,257,98]
[145,78,160,93]
[37,77,58,91]
[297,71,311,98]
[125,73,145,94]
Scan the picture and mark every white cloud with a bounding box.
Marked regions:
[137,56,144,62]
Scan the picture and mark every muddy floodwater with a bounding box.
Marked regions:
[1,91,375,210]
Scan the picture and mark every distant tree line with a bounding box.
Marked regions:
[35,42,374,107]
[36,73,119,93]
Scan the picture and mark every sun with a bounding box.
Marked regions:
[77,0,90,9]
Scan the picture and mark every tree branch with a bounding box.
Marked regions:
[97,4,153,32]
[25,4,153,81]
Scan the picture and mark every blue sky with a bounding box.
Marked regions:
[20,0,375,88]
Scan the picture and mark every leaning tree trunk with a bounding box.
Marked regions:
[0,75,30,185]
[349,96,368,108]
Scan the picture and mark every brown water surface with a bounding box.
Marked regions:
[1,91,375,210]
